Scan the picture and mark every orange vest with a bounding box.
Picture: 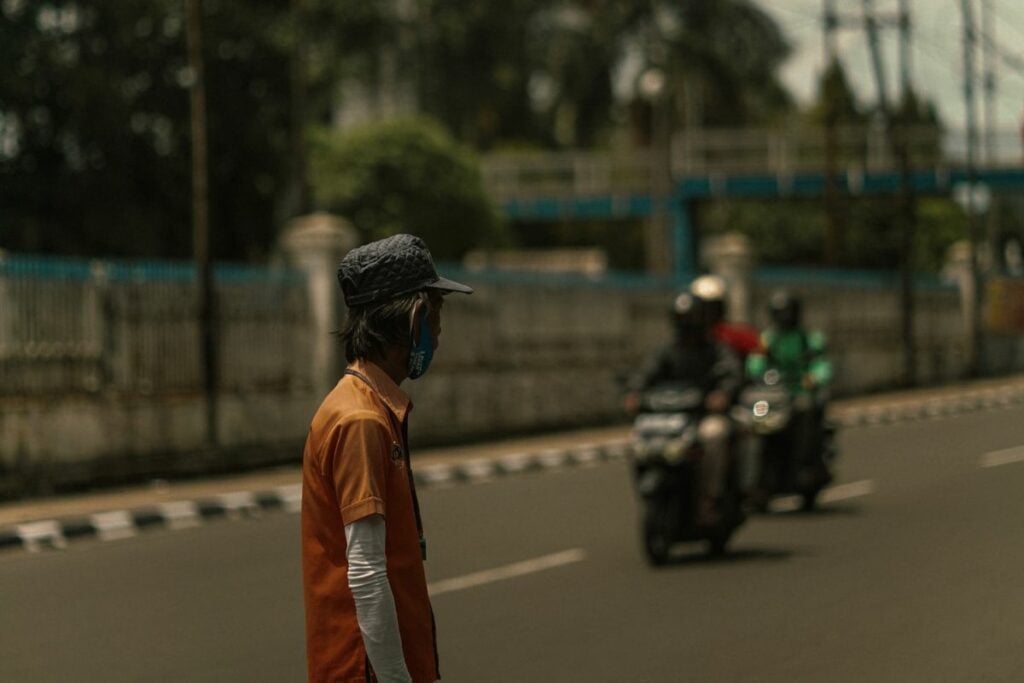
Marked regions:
[301,360,438,682]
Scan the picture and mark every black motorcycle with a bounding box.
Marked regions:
[629,384,746,564]
[735,368,838,511]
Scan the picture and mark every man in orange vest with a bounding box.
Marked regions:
[301,234,473,682]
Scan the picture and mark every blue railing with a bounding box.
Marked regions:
[434,261,681,291]
[753,265,957,291]
[0,254,305,284]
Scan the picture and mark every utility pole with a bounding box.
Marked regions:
[981,0,996,163]
[961,0,985,376]
[898,0,913,99]
[643,4,673,277]
[186,0,218,446]
[287,0,311,219]
[822,0,844,265]
[863,0,918,387]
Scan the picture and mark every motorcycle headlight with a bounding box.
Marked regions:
[663,439,685,463]
[753,400,770,418]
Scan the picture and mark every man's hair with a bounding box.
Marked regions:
[339,292,422,363]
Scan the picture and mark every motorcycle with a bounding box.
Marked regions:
[629,383,746,564]
[735,368,838,511]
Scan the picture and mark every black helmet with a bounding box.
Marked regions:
[672,292,708,332]
[690,274,727,324]
[768,290,802,329]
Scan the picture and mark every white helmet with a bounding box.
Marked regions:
[690,274,727,302]
[690,274,727,323]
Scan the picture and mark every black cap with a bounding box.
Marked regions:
[337,234,474,307]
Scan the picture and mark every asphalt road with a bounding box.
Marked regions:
[3,406,1024,682]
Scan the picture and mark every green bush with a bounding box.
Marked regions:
[309,117,507,260]
[701,197,968,273]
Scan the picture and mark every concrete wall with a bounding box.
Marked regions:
[0,392,319,495]
[407,271,975,443]
[2,244,1016,496]
[405,280,669,443]
[749,277,968,394]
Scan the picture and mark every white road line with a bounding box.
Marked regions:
[980,445,1024,468]
[428,548,587,597]
[769,496,803,513]
[769,479,875,512]
[819,479,876,503]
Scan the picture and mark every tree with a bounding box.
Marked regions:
[309,118,506,260]
[808,59,865,128]
[0,1,191,256]
[659,0,794,128]
[414,0,549,150]
[0,0,388,261]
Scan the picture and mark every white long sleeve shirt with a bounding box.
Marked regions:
[345,515,413,683]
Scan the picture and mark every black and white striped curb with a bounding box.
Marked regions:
[0,485,302,553]
[0,441,632,554]
[831,384,1024,428]
[410,439,632,488]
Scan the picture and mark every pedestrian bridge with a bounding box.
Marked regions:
[480,125,1024,278]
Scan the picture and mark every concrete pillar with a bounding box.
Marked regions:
[943,240,977,372]
[704,232,755,324]
[282,213,359,397]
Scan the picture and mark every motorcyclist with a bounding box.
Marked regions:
[690,274,762,360]
[747,290,833,473]
[626,292,743,526]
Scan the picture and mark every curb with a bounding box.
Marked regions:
[0,485,301,553]
[830,384,1024,429]
[411,439,631,488]
[3,382,1024,553]
[0,441,633,554]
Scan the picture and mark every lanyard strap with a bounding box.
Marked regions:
[342,369,426,558]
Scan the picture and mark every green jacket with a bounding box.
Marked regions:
[746,328,832,395]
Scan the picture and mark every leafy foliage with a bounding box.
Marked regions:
[701,196,968,273]
[309,118,506,260]
[0,0,388,260]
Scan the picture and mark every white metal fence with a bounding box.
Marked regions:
[0,255,312,396]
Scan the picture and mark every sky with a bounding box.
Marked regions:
[753,0,1024,134]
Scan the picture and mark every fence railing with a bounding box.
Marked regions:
[0,255,312,397]
[481,125,1024,201]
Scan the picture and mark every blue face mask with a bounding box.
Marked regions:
[407,302,434,380]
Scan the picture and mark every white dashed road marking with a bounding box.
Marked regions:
[980,445,1024,468]
[428,548,587,597]
[769,479,875,513]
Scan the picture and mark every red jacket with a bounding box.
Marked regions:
[712,321,762,359]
